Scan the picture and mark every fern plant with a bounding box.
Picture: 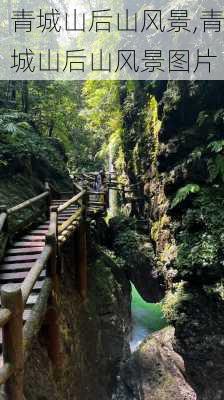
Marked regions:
[207,139,224,183]
[207,140,224,153]
[171,184,201,209]
[207,155,224,183]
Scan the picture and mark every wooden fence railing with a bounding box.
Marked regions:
[0,177,108,400]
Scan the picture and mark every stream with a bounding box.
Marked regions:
[130,285,167,352]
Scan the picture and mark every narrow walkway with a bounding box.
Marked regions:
[0,179,107,378]
[0,198,78,327]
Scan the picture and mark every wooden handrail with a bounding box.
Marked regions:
[21,206,57,304]
[45,206,58,278]
[21,245,52,305]
[23,278,53,359]
[82,173,95,181]
[48,206,58,237]
[1,284,24,399]
[8,191,49,215]
[73,181,83,193]
[58,190,86,213]
[58,208,83,235]
[0,172,110,397]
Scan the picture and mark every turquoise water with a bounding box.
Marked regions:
[130,285,167,351]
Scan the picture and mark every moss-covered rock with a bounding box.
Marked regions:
[109,216,164,302]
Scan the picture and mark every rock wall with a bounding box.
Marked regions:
[111,81,224,399]
[146,81,224,399]
[114,327,197,400]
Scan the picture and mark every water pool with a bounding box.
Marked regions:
[130,284,167,352]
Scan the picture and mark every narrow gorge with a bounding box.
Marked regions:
[0,80,224,399]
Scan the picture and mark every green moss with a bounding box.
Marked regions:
[151,215,169,242]
[162,283,192,323]
[146,95,162,166]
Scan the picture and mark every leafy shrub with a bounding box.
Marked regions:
[171,183,201,209]
[0,110,68,179]
[174,187,224,281]
[208,140,224,153]
[162,282,192,323]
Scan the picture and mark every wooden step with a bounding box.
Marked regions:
[23,309,32,322]
[60,207,78,211]
[29,230,48,235]
[0,271,45,283]
[20,235,45,242]
[3,254,39,263]
[0,263,33,272]
[25,294,38,308]
[6,247,43,255]
[33,281,44,291]
[0,278,43,293]
[13,241,44,248]
[51,201,69,205]
[59,212,74,216]
[0,271,28,283]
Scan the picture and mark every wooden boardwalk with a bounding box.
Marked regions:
[0,178,107,399]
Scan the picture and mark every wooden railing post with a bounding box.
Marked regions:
[45,207,61,369]
[0,205,8,263]
[103,190,109,210]
[78,187,88,300]
[46,206,58,282]
[78,223,88,301]
[45,181,51,219]
[82,185,89,217]
[1,284,24,400]
[0,205,8,232]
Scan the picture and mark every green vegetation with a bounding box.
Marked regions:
[171,184,201,209]
[162,282,192,323]
[174,187,224,280]
[2,78,224,372]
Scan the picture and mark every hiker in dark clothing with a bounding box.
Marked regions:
[95,169,104,191]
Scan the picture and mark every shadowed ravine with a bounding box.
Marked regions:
[130,284,167,352]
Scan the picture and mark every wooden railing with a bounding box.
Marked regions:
[73,178,108,211]
[7,191,49,216]
[0,177,107,399]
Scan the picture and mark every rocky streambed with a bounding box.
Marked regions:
[113,286,198,400]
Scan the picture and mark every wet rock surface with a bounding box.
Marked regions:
[174,287,224,400]
[113,327,197,400]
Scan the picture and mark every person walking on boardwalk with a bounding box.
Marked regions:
[95,169,105,192]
